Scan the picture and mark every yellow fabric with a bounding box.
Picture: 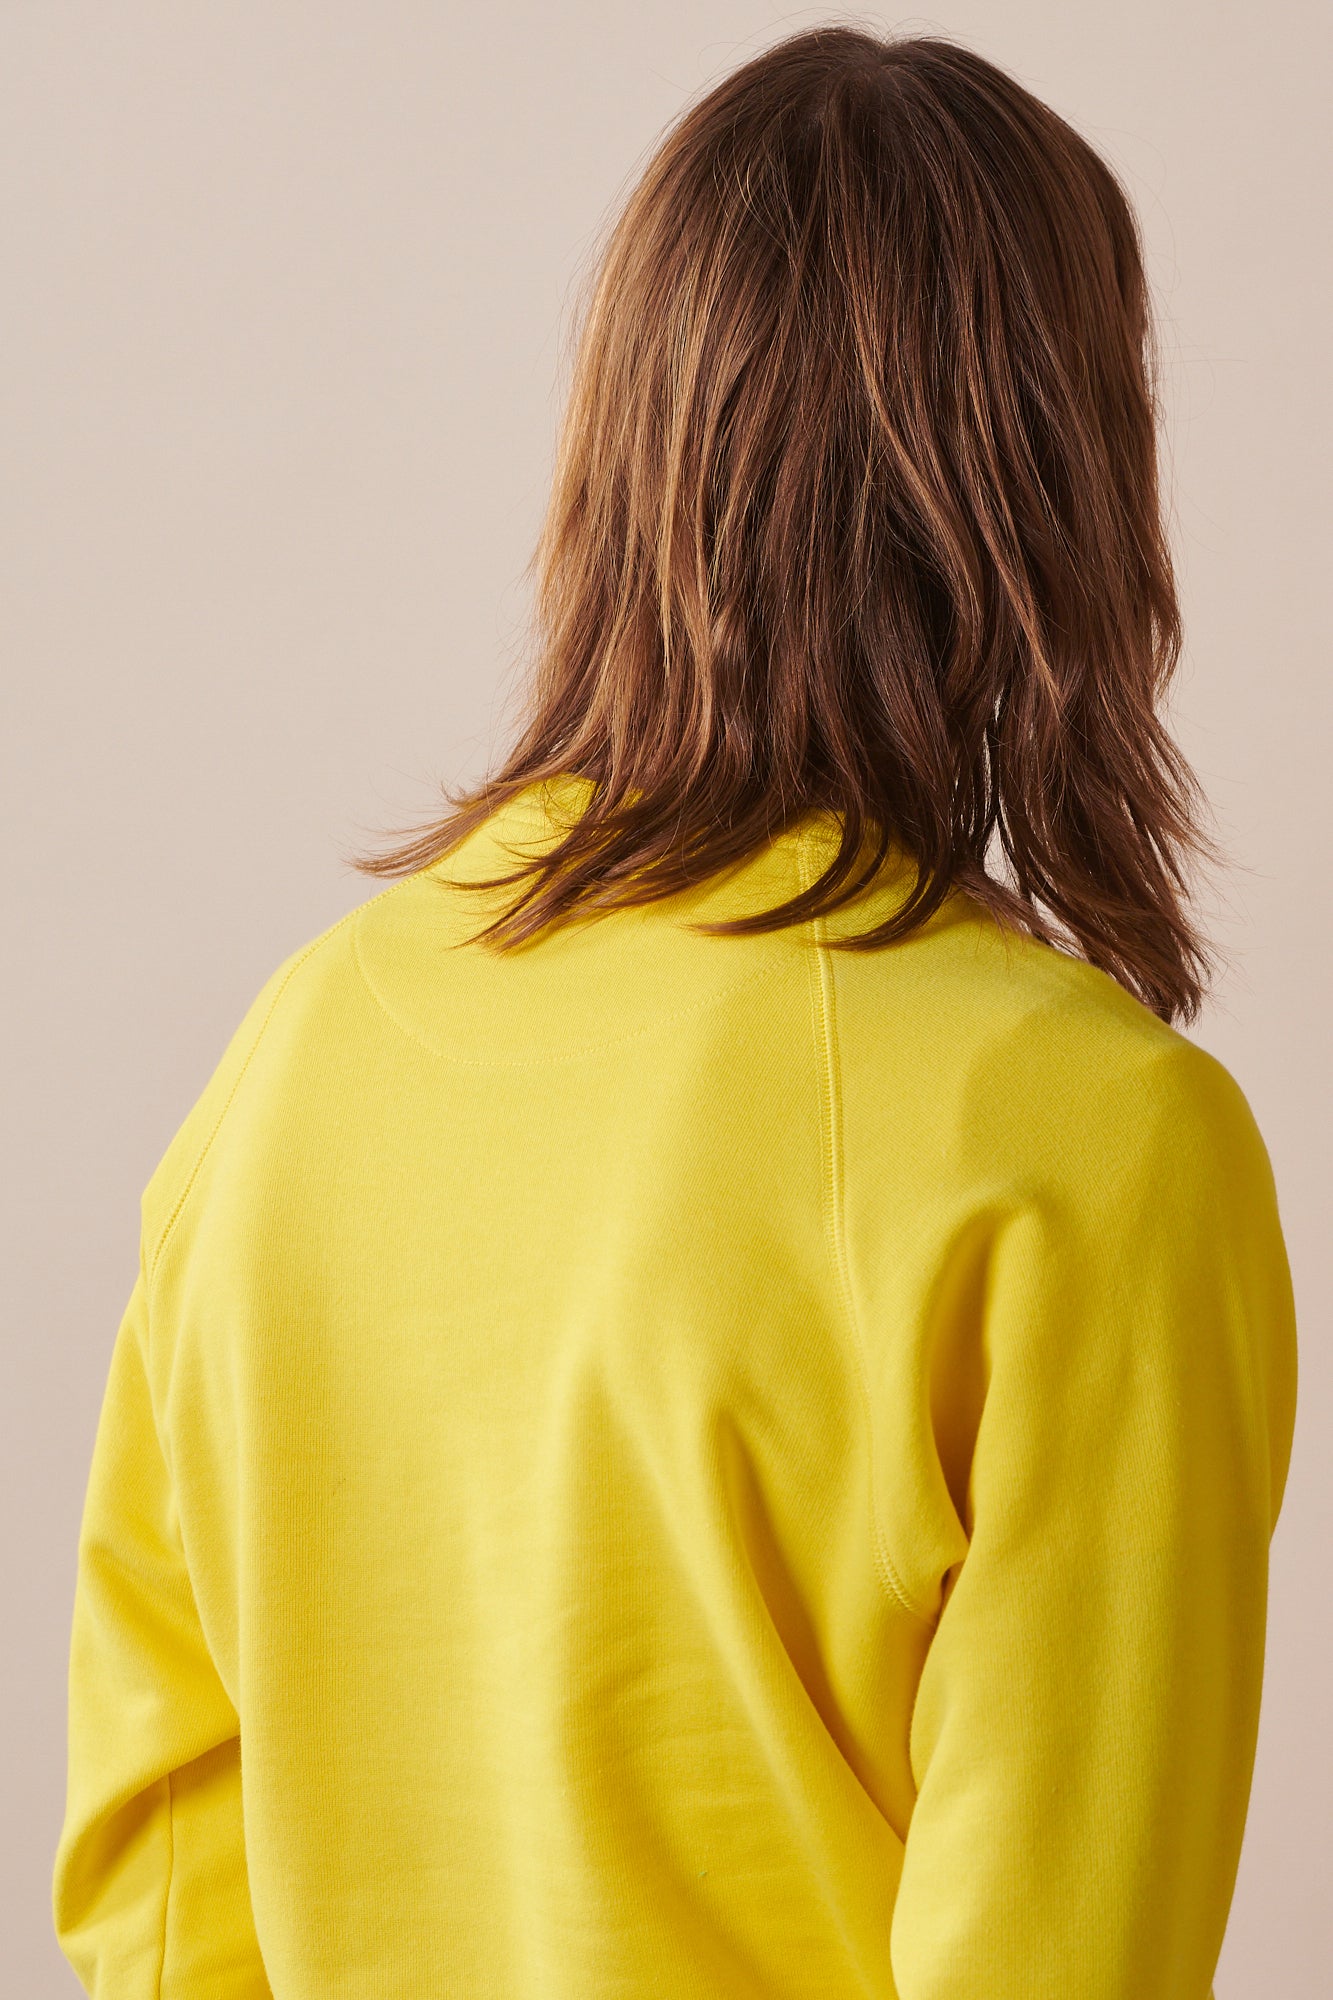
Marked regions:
[54,775,1297,1999]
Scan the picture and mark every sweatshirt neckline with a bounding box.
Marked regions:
[435,774,913,892]
[352,778,937,1067]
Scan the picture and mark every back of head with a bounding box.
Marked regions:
[361,26,1214,1024]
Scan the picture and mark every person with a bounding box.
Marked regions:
[53,26,1297,2000]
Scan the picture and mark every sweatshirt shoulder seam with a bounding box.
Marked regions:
[143,904,364,1297]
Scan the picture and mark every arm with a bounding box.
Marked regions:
[888,1040,1299,2000]
[52,1253,270,1997]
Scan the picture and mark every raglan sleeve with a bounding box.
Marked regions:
[49,952,306,1998]
[887,1036,1299,2000]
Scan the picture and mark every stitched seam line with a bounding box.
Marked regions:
[799,852,937,1631]
[155,1768,174,2000]
[146,900,371,1298]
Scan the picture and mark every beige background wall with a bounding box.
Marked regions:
[3,5,1328,1992]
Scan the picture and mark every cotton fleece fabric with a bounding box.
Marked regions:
[54,774,1298,2000]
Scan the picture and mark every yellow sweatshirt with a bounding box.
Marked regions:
[54,775,1297,2000]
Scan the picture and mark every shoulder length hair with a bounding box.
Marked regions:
[356,25,1219,1024]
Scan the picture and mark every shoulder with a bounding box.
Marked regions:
[826,897,1274,1217]
[138,880,408,1286]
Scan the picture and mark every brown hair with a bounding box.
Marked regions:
[355,25,1220,1023]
